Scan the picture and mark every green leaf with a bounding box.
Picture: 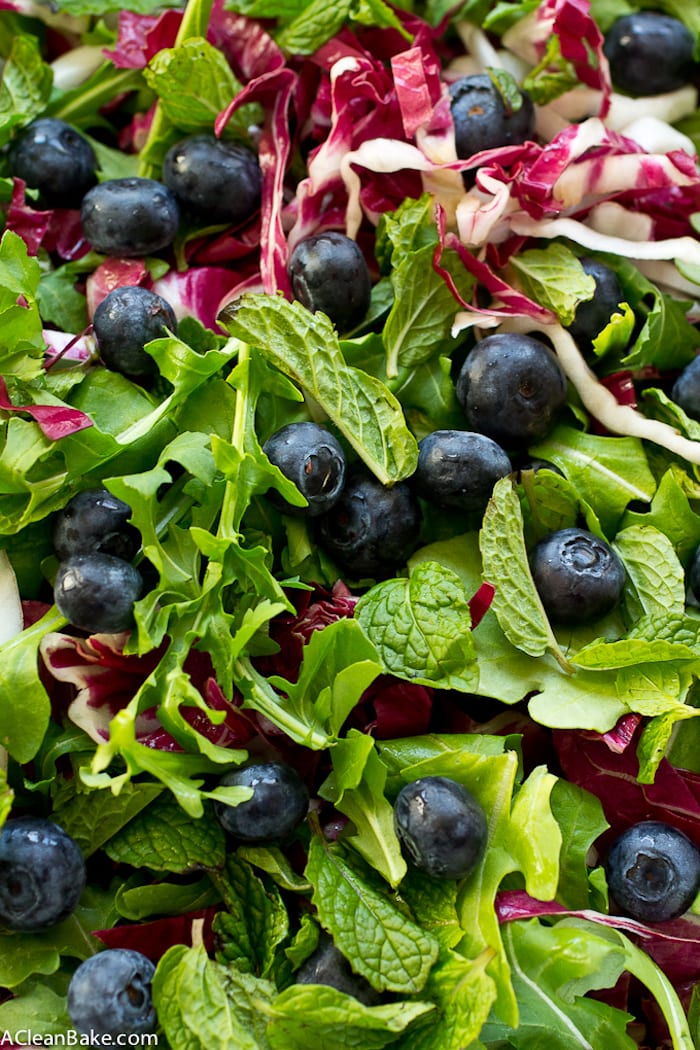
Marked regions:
[0,979,71,1039]
[510,243,596,326]
[354,561,478,690]
[212,854,289,979]
[0,34,53,147]
[104,794,228,873]
[0,767,12,833]
[550,780,609,909]
[152,944,276,1050]
[276,0,353,53]
[0,606,62,762]
[375,193,437,273]
[521,33,580,105]
[115,875,220,921]
[531,424,657,534]
[267,985,433,1050]
[218,293,418,484]
[305,835,439,994]
[51,778,164,857]
[237,844,312,893]
[319,730,407,888]
[621,466,700,565]
[480,476,571,670]
[614,524,687,621]
[396,868,462,950]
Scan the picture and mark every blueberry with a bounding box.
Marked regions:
[263,421,346,517]
[295,933,381,1005]
[450,73,535,162]
[606,820,700,923]
[68,949,157,1038]
[80,177,180,257]
[393,776,487,880]
[93,285,177,378]
[566,258,625,347]
[315,467,422,578]
[54,553,143,633]
[8,118,98,209]
[0,817,85,931]
[288,232,372,332]
[455,333,568,449]
[603,12,696,97]
[162,133,262,225]
[671,355,700,421]
[529,527,626,625]
[53,488,140,562]
[412,430,511,513]
[214,762,309,843]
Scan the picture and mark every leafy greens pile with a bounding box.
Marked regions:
[1,0,700,1047]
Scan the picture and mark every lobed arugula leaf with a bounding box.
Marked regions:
[305,834,439,994]
[218,293,419,484]
[354,560,478,691]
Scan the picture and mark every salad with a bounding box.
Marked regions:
[2,0,700,1045]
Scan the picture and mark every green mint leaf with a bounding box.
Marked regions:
[219,293,418,484]
[51,778,164,857]
[510,243,596,326]
[212,854,289,979]
[383,244,466,377]
[375,194,437,273]
[276,0,353,54]
[519,465,582,541]
[0,979,70,1041]
[480,476,571,670]
[319,730,407,888]
[350,0,412,37]
[144,38,256,140]
[621,466,700,565]
[104,794,227,873]
[531,424,656,534]
[483,918,636,1049]
[487,66,524,113]
[521,34,580,105]
[37,265,90,334]
[613,524,686,621]
[267,985,433,1050]
[0,229,45,380]
[396,868,462,950]
[0,34,53,148]
[305,835,439,994]
[550,780,609,909]
[267,617,382,741]
[153,945,276,1050]
[355,560,478,690]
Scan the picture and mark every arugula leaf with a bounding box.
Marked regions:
[550,780,609,909]
[319,730,407,888]
[510,244,596,325]
[0,606,63,762]
[115,875,220,921]
[305,834,439,994]
[267,985,434,1050]
[104,794,228,873]
[219,293,419,484]
[480,476,572,671]
[153,944,277,1050]
[621,466,700,565]
[354,560,478,690]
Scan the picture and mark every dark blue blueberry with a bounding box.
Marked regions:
[288,232,372,333]
[80,177,179,257]
[529,527,626,625]
[52,488,140,562]
[162,134,262,225]
[606,820,700,923]
[8,118,98,209]
[566,258,625,347]
[68,949,157,1038]
[214,762,309,843]
[0,817,85,931]
[671,355,700,421]
[54,553,143,633]
[315,468,421,578]
[412,429,511,513]
[455,333,568,449]
[93,285,177,378]
[295,934,381,1005]
[604,12,696,97]
[393,776,487,880]
[450,73,535,161]
[263,421,346,517]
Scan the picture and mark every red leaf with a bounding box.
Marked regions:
[0,375,92,440]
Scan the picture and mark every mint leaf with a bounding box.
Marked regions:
[319,730,407,888]
[375,194,437,272]
[521,34,580,105]
[487,66,524,113]
[510,243,596,326]
[613,524,686,621]
[480,476,571,670]
[105,794,227,873]
[212,854,289,979]
[305,835,439,994]
[0,979,70,1040]
[267,985,433,1050]
[397,868,462,950]
[0,34,53,147]
[531,425,656,534]
[219,293,419,484]
[397,948,496,1050]
[276,0,353,54]
[51,778,163,857]
[354,561,478,691]
[153,945,276,1050]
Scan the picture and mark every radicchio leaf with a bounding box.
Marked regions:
[0,376,92,440]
